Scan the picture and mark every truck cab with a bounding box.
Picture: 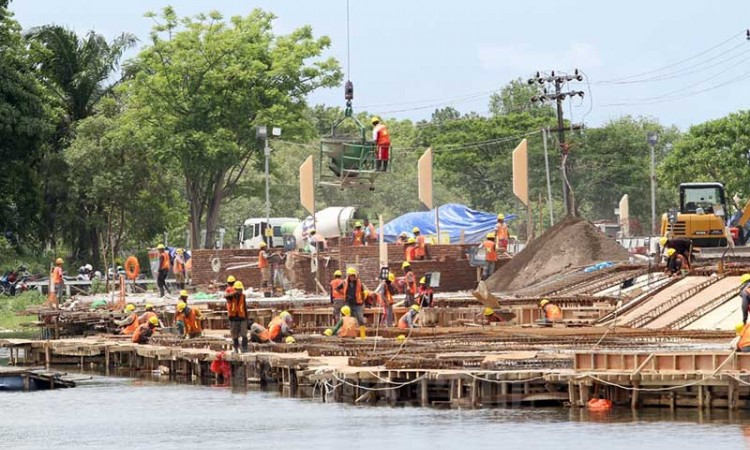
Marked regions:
[239,218,300,249]
[661,182,728,247]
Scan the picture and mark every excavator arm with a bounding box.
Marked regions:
[738,199,750,228]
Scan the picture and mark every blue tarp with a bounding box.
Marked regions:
[382,203,516,244]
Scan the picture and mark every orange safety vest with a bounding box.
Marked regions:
[226,293,247,319]
[252,324,270,342]
[405,245,415,262]
[544,303,563,321]
[398,310,416,329]
[339,317,359,337]
[185,258,192,271]
[374,123,390,146]
[159,252,170,270]
[344,278,364,304]
[739,324,750,351]
[51,266,63,284]
[258,250,268,269]
[138,311,157,324]
[483,240,498,262]
[404,272,417,295]
[352,229,365,246]
[182,307,202,334]
[496,223,509,240]
[268,316,285,341]
[123,313,140,335]
[132,323,154,344]
[415,235,426,258]
[330,278,345,300]
[173,259,184,274]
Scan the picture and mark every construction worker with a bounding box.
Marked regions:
[496,214,510,253]
[398,304,420,329]
[173,249,186,289]
[330,269,346,323]
[250,321,270,343]
[258,242,270,294]
[363,289,381,308]
[404,237,416,262]
[50,257,65,303]
[132,316,160,345]
[156,244,170,297]
[176,300,203,339]
[138,303,158,325]
[226,280,248,352]
[351,222,365,247]
[225,275,236,297]
[479,307,505,325]
[371,116,391,172]
[740,274,750,324]
[376,273,398,327]
[664,248,689,278]
[539,298,563,324]
[324,305,359,338]
[395,232,409,246]
[364,219,378,246]
[733,322,750,352]
[660,236,693,263]
[114,303,140,335]
[402,262,417,307]
[268,311,294,343]
[335,267,366,325]
[413,227,427,260]
[308,228,327,251]
[175,290,189,335]
[480,232,498,280]
[416,277,434,308]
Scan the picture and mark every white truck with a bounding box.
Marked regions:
[239,217,300,249]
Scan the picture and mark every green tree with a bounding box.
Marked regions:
[124,7,342,248]
[489,78,555,118]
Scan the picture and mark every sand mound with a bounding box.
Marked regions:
[485,216,629,293]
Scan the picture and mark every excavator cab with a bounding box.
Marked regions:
[661,182,728,247]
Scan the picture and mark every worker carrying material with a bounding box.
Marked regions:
[156,244,171,297]
[330,269,346,323]
[371,116,390,172]
[496,214,510,253]
[664,248,689,278]
[376,272,398,327]
[325,305,359,338]
[740,274,750,324]
[351,222,365,246]
[335,267,366,325]
[732,322,750,352]
[132,316,159,345]
[416,277,434,308]
[268,311,295,343]
[226,280,248,353]
[398,304,420,329]
[539,299,563,324]
[115,304,139,335]
[480,232,498,280]
[413,227,428,260]
[402,262,417,307]
[176,300,203,339]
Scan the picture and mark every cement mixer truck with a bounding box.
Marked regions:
[293,206,363,249]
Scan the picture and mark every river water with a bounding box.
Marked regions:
[1,369,750,450]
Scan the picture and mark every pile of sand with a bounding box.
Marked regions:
[486,216,629,293]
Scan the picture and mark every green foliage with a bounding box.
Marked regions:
[0,291,45,331]
[488,78,555,118]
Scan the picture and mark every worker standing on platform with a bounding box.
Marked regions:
[539,298,563,324]
[225,275,236,296]
[336,267,366,326]
[258,242,270,294]
[132,316,160,345]
[156,244,170,297]
[371,116,391,172]
[377,273,398,327]
[351,222,365,247]
[664,248,689,278]
[324,305,359,338]
[226,280,249,352]
[413,227,427,260]
[496,214,510,254]
[364,219,378,246]
[330,269,346,323]
[176,300,203,339]
[398,304,420,329]
[481,232,498,280]
[402,262,417,307]
[51,257,65,303]
[416,277,434,308]
[739,274,750,324]
[115,303,140,335]
[268,311,295,343]
[404,237,416,262]
[173,249,186,289]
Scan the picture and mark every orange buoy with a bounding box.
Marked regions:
[124,256,140,281]
[587,398,613,411]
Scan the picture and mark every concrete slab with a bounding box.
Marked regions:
[684,295,741,331]
[616,276,709,325]
[645,277,740,329]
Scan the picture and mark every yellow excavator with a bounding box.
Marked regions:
[660,182,730,247]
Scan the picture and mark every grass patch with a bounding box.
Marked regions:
[0,291,46,331]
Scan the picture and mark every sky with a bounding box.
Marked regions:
[9,0,750,130]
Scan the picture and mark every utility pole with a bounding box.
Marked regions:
[529,70,585,217]
[647,132,659,236]
[257,125,282,247]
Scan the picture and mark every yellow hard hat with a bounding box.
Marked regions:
[341,305,351,317]
[742,274,750,284]
[227,275,236,284]
[412,227,420,233]
[145,303,154,310]
[233,281,244,290]
[55,257,64,265]
[176,248,184,254]
[280,310,292,320]
[411,304,420,312]
[736,323,746,334]
[156,244,165,250]
[324,328,333,336]
[666,248,676,256]
[285,336,296,344]
[539,299,550,307]
[659,237,668,246]
[388,272,396,282]
[346,267,357,276]
[497,214,505,220]
[396,334,406,342]
[334,270,342,277]
[149,316,159,326]
[177,301,186,312]
[401,261,411,269]
[483,307,494,317]
[124,304,135,312]
[419,277,426,284]
[179,290,188,298]
[259,241,267,247]
[487,232,496,239]
[355,221,362,228]
[407,237,416,244]
[370,116,381,125]
[364,290,371,298]
[309,229,316,234]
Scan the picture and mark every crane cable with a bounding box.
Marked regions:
[346,0,351,81]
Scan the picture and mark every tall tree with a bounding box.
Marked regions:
[124,7,341,248]
[489,78,555,118]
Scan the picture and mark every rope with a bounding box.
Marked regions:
[211,257,221,273]
[577,373,708,392]
[332,371,426,391]
[346,0,350,81]
[465,372,545,385]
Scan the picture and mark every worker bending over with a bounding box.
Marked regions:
[176,301,203,339]
[481,232,498,280]
[324,306,359,338]
[660,236,693,263]
[416,277,433,308]
[377,272,398,327]
[371,116,391,172]
[479,307,505,325]
[330,269,346,323]
[413,227,427,260]
[268,311,295,343]
[250,321,270,343]
[732,322,750,352]
[664,248,689,278]
[402,262,417,307]
[115,304,139,335]
[740,274,750,324]
[495,214,510,253]
[226,281,249,353]
[132,316,160,345]
[398,304,420,329]
[138,303,158,326]
[335,267,366,326]
[351,222,365,247]
[539,299,563,324]
[156,244,171,297]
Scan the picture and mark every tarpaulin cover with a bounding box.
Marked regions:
[381,203,516,244]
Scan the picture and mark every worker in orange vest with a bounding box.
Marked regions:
[330,269,346,323]
[115,303,140,335]
[495,214,510,253]
[226,280,248,352]
[404,237,416,262]
[398,304,420,329]
[416,276,434,308]
[268,311,294,343]
[402,261,417,307]
[665,248,689,278]
[335,267,366,326]
[224,275,236,297]
[258,241,270,294]
[371,116,391,172]
[481,232,498,280]
[377,272,398,326]
[351,222,365,246]
[132,316,160,344]
[395,232,408,246]
[173,248,186,289]
[138,303,158,326]
[413,227,427,260]
[324,305,359,338]
[539,299,563,324]
[51,257,65,303]
[250,321,270,343]
[176,300,203,339]
[364,219,378,246]
[156,244,171,297]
